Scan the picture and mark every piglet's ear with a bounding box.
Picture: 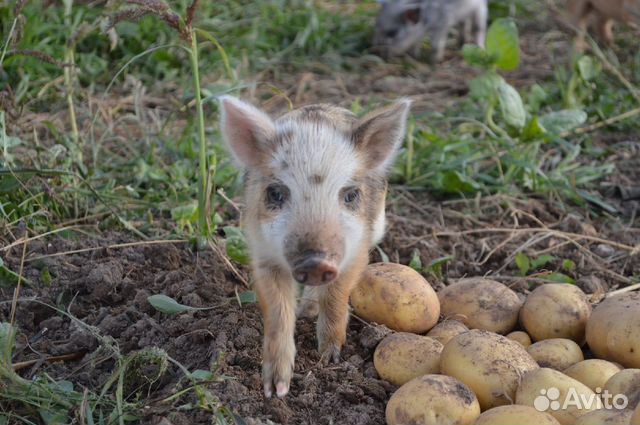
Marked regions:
[219,96,276,168]
[403,5,421,24]
[352,99,411,173]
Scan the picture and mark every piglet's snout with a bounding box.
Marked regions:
[292,251,338,286]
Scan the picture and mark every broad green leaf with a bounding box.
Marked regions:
[497,80,526,129]
[531,254,554,270]
[224,226,250,266]
[48,380,74,393]
[515,252,530,276]
[462,44,494,68]
[576,55,599,81]
[540,272,575,284]
[521,116,545,141]
[486,18,520,71]
[0,322,17,365]
[539,109,587,135]
[408,249,422,272]
[562,259,576,272]
[237,290,257,305]
[147,294,194,315]
[469,72,503,101]
[438,170,481,194]
[39,409,69,425]
[527,84,548,113]
[190,369,215,381]
[425,255,453,278]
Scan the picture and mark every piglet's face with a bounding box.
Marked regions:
[219,97,410,286]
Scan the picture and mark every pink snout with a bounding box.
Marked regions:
[292,252,338,286]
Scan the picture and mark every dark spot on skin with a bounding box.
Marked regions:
[280,160,289,170]
[309,174,325,184]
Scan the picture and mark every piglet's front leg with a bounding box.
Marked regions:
[255,270,297,398]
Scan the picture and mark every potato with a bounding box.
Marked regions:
[572,409,633,425]
[426,319,469,346]
[473,405,560,425]
[506,331,532,347]
[563,359,622,392]
[631,403,640,425]
[386,374,480,425]
[440,329,539,410]
[585,292,640,368]
[351,263,440,333]
[526,338,584,370]
[438,278,523,334]
[520,284,591,343]
[374,332,443,386]
[602,369,640,409]
[515,368,601,425]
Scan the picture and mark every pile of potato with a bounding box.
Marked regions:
[350,263,640,425]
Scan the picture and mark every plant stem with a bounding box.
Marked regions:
[190,30,209,249]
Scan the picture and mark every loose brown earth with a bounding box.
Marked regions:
[2,5,640,425]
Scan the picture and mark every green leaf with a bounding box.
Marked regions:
[486,18,520,71]
[237,290,257,305]
[497,80,526,129]
[576,55,599,81]
[41,267,53,286]
[190,369,215,381]
[224,226,250,266]
[531,254,554,270]
[425,256,453,278]
[540,272,575,284]
[539,109,587,135]
[0,415,8,425]
[39,409,69,425]
[527,84,548,113]
[562,259,576,272]
[521,116,545,141]
[469,72,502,101]
[438,170,481,194]
[147,294,195,315]
[408,249,422,272]
[462,44,495,68]
[0,322,17,366]
[48,380,74,394]
[515,252,530,276]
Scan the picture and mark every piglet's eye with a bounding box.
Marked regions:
[385,29,398,38]
[343,187,360,204]
[266,184,288,207]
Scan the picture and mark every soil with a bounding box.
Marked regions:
[2,4,640,425]
[2,190,638,425]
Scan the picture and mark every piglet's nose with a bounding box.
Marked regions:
[293,252,338,286]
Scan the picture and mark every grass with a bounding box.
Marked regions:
[1,0,639,423]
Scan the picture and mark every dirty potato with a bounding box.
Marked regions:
[438,278,523,334]
[516,368,601,425]
[602,369,640,409]
[351,262,440,333]
[440,329,539,410]
[563,359,622,392]
[506,331,532,347]
[526,338,584,370]
[374,332,443,386]
[426,319,469,346]
[473,405,560,425]
[586,292,640,368]
[631,403,640,425]
[520,284,591,343]
[385,374,480,425]
[572,409,633,425]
